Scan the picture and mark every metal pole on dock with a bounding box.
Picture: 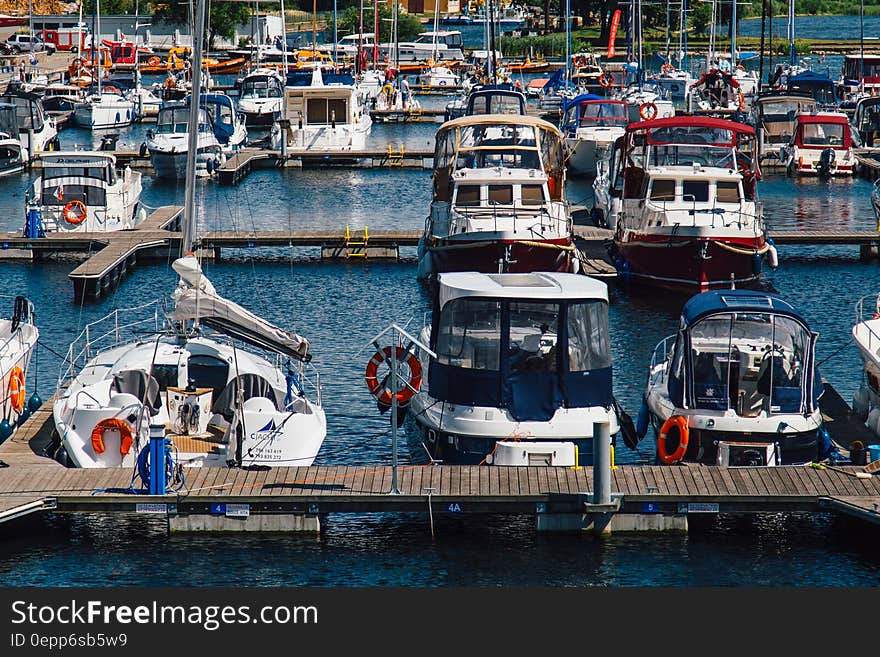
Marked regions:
[390,330,400,495]
[183,0,207,255]
[592,420,611,505]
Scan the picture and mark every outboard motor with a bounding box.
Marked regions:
[100,133,119,151]
[816,147,836,177]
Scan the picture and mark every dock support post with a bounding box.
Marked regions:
[390,330,400,495]
[593,420,611,506]
[860,243,879,261]
[148,424,167,495]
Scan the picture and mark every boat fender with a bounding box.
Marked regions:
[8,365,25,414]
[767,238,779,269]
[853,386,870,421]
[752,252,762,275]
[636,397,650,441]
[613,397,639,450]
[818,427,834,461]
[139,141,148,157]
[657,415,688,464]
[0,419,12,445]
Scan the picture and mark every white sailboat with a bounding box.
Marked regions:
[52,0,326,472]
[0,296,39,444]
[73,0,136,130]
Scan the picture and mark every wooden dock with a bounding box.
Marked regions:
[369,108,447,123]
[3,389,880,533]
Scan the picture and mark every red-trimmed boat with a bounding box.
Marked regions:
[417,113,575,279]
[601,116,776,292]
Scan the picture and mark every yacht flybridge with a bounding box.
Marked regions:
[407,272,618,466]
[418,114,574,279]
[642,290,826,466]
[596,116,773,291]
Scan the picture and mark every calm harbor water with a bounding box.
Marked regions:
[1,97,880,587]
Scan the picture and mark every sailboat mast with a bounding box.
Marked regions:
[665,0,670,62]
[565,0,571,87]
[358,0,363,73]
[333,0,338,65]
[281,0,288,75]
[96,0,102,94]
[312,0,317,58]
[787,0,795,67]
[860,0,865,89]
[373,0,378,65]
[183,0,207,256]
[731,0,737,67]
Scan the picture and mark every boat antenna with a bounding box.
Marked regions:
[860,0,865,93]
[182,0,207,256]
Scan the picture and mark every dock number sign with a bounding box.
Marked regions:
[447,503,462,513]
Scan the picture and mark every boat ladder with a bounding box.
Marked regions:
[344,225,369,258]
[387,144,405,167]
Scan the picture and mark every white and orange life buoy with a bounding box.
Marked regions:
[598,73,613,88]
[364,346,422,406]
[657,415,688,464]
[63,200,87,225]
[639,102,658,120]
[91,417,134,456]
[8,365,24,414]
[147,55,161,67]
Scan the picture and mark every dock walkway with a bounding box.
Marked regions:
[2,389,880,532]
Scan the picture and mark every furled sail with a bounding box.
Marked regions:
[170,255,311,361]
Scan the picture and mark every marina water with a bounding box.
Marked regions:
[1,80,880,586]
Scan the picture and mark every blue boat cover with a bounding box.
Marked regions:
[679,289,810,328]
[562,93,605,112]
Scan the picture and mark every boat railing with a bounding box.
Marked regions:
[57,300,164,390]
[650,334,677,372]
[649,196,763,233]
[855,293,880,355]
[452,203,569,235]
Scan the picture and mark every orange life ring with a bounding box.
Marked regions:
[364,346,422,406]
[639,101,658,120]
[8,365,24,414]
[147,56,161,67]
[657,415,689,465]
[63,200,87,224]
[91,417,134,456]
[599,73,613,88]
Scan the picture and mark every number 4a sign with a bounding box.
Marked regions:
[447,503,462,513]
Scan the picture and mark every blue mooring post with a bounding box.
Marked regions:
[24,208,44,239]
[149,423,166,495]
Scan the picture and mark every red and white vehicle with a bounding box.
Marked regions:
[38,27,91,52]
[780,112,855,177]
[597,116,776,292]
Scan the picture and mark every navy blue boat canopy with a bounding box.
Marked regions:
[563,93,605,111]
[680,290,811,329]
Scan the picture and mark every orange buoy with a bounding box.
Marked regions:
[657,415,689,464]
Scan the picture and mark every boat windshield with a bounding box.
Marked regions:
[242,79,282,98]
[799,122,845,146]
[578,103,627,125]
[0,95,44,132]
[0,106,17,137]
[454,124,541,169]
[761,99,815,120]
[687,312,811,416]
[157,107,209,134]
[435,297,610,373]
[647,144,736,169]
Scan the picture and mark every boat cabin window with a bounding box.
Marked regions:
[682,180,709,203]
[242,79,282,98]
[306,97,348,124]
[578,102,627,127]
[42,164,110,182]
[649,179,676,201]
[1,96,44,132]
[488,185,513,205]
[455,124,540,170]
[469,94,524,115]
[41,184,106,207]
[688,312,810,416]
[800,122,844,146]
[454,185,481,206]
[716,180,741,203]
[436,298,501,370]
[521,184,545,205]
[650,144,735,169]
[567,301,612,371]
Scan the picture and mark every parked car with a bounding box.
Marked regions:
[6,34,56,55]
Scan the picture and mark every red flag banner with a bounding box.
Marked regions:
[607,9,621,59]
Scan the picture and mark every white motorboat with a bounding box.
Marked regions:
[851,293,880,440]
[641,289,828,466]
[752,91,817,164]
[284,67,372,152]
[196,92,248,154]
[419,65,459,89]
[561,95,627,175]
[51,1,326,474]
[779,112,855,176]
[619,85,675,123]
[405,271,618,466]
[147,102,225,179]
[0,296,39,442]
[0,90,58,162]
[236,67,285,127]
[0,102,24,177]
[73,90,136,129]
[25,152,143,233]
[417,114,575,280]
[379,31,464,64]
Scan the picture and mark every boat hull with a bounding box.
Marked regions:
[611,235,765,292]
[149,146,223,179]
[421,236,573,277]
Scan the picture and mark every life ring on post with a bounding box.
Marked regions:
[147,56,161,67]
[639,101,658,120]
[91,417,134,456]
[63,200,87,224]
[8,366,24,414]
[657,415,689,464]
[364,346,423,406]
[598,73,613,88]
